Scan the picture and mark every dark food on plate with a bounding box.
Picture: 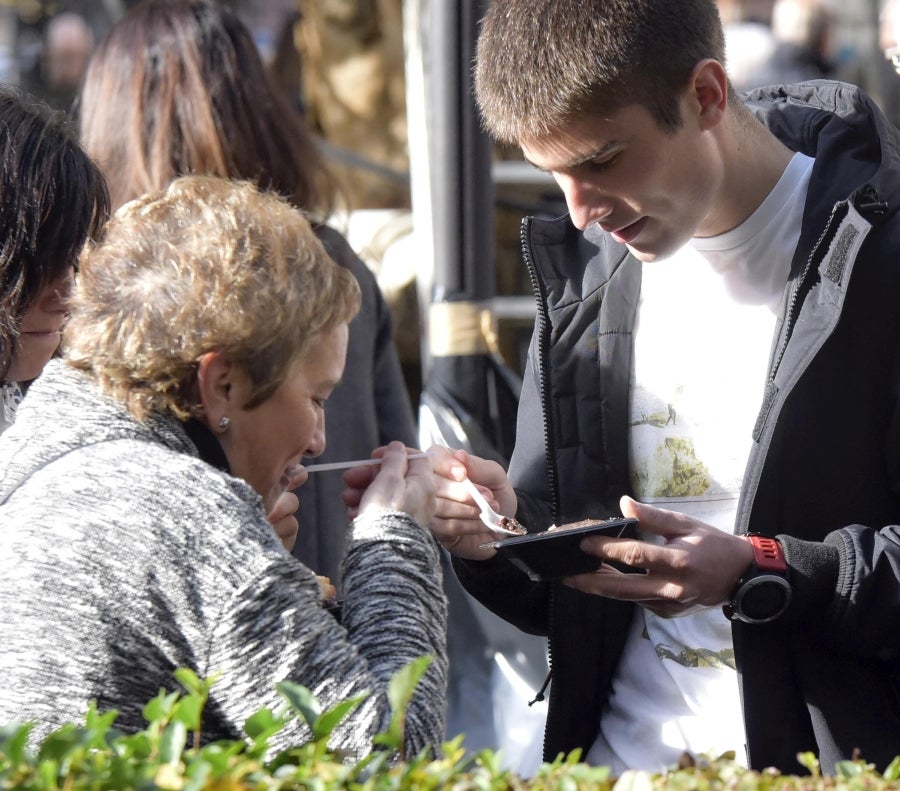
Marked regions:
[499,515,527,535]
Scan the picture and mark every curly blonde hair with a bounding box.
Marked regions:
[64,175,360,421]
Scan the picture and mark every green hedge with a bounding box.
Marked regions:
[2,659,899,790]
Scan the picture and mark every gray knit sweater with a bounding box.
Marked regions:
[0,360,447,759]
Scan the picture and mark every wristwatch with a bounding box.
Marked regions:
[722,534,791,624]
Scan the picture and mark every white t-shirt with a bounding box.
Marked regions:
[586,152,814,774]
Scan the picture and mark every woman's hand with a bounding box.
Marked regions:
[267,490,300,551]
[265,467,307,552]
[562,495,755,618]
[343,441,437,526]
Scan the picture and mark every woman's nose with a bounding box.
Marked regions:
[306,414,327,458]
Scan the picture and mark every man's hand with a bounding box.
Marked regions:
[342,444,519,559]
[423,446,519,560]
[562,495,755,618]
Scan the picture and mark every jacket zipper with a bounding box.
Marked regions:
[520,218,561,520]
[769,183,885,382]
[769,201,845,380]
[521,217,558,760]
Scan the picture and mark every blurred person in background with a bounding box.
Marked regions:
[718,0,779,92]
[756,0,836,84]
[40,12,94,112]
[722,0,837,91]
[77,0,418,593]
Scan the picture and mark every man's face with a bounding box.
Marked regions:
[519,100,723,262]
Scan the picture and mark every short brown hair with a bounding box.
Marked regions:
[474,0,727,144]
[64,176,360,421]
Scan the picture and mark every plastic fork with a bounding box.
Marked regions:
[460,477,523,536]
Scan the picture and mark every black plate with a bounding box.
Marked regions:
[486,517,641,581]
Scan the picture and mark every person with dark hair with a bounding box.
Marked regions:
[0,85,109,433]
[406,0,900,776]
[77,0,417,580]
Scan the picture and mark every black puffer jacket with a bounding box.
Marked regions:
[455,81,900,773]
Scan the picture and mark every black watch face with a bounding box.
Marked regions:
[738,575,791,622]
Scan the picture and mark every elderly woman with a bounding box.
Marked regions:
[77,0,419,590]
[0,175,447,759]
[0,86,109,433]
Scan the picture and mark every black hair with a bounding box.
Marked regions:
[0,84,110,379]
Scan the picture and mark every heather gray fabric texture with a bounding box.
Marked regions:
[0,360,448,759]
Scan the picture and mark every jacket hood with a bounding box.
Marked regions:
[0,360,196,504]
[743,80,900,223]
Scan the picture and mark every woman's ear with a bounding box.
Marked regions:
[196,351,234,433]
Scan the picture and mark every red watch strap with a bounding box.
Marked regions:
[748,535,787,573]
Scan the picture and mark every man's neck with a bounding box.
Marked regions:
[697,106,794,238]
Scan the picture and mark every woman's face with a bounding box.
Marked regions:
[219,323,349,512]
[7,268,73,382]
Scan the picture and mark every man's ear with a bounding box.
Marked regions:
[196,351,235,432]
[687,58,729,131]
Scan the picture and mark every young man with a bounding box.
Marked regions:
[423,0,900,776]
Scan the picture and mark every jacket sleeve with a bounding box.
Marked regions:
[205,510,447,761]
[780,525,900,660]
[452,324,556,636]
[452,551,553,637]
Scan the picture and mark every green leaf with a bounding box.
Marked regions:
[113,730,153,759]
[38,758,58,787]
[373,655,433,753]
[276,681,322,729]
[312,694,367,741]
[387,655,432,718]
[883,755,900,781]
[796,751,820,776]
[172,694,204,731]
[0,724,33,767]
[36,723,81,764]
[192,743,234,775]
[82,701,119,736]
[159,720,187,765]
[244,707,283,740]
[182,760,212,791]
[174,668,205,696]
[142,690,180,724]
